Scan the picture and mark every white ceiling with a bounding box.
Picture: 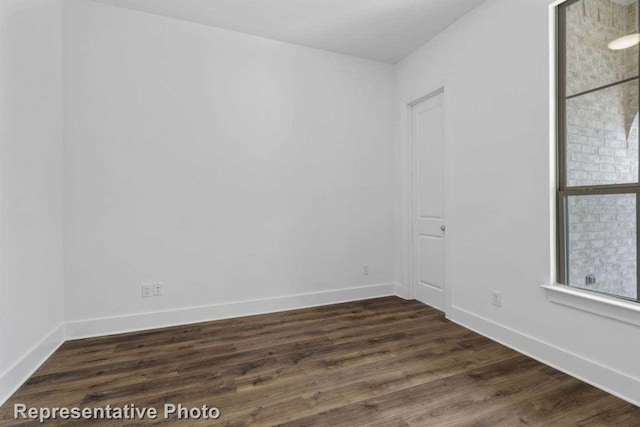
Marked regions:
[89,0,485,63]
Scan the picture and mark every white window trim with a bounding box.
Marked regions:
[546,2,640,325]
[542,284,640,327]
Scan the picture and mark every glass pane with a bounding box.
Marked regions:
[566,193,637,300]
[565,0,639,96]
[564,0,639,187]
[566,80,639,187]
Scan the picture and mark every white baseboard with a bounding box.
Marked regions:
[447,305,640,407]
[0,323,65,407]
[394,282,410,299]
[65,283,397,340]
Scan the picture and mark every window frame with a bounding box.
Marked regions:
[556,0,640,302]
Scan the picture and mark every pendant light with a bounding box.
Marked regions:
[608,33,640,50]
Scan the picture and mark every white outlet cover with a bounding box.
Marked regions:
[142,283,153,298]
[492,291,502,307]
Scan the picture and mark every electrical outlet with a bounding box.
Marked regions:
[491,291,502,307]
[153,282,163,297]
[363,264,369,276]
[142,283,153,298]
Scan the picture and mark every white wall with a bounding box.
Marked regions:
[63,0,395,327]
[396,0,640,404]
[0,0,65,401]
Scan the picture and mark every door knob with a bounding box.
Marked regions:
[441,225,446,232]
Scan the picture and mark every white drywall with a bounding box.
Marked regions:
[0,0,65,403]
[88,0,485,63]
[396,0,640,404]
[63,0,396,323]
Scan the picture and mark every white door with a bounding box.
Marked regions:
[411,91,446,311]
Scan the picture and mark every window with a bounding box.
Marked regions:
[557,0,639,302]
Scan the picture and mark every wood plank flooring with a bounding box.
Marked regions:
[0,297,637,426]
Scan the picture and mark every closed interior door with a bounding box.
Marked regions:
[411,91,445,310]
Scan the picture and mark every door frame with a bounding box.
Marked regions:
[399,80,454,314]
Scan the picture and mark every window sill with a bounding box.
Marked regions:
[541,284,640,327]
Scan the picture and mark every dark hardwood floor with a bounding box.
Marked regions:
[0,297,637,426]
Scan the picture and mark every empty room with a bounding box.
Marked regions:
[1,0,640,424]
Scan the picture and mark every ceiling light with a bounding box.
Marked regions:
[608,33,640,50]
